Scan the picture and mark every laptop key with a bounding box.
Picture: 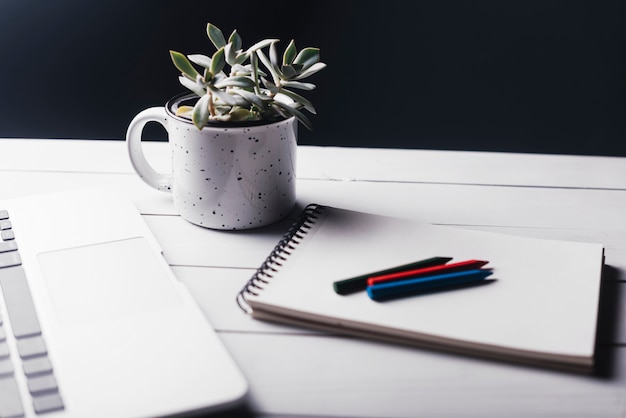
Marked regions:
[0,211,7,220]
[0,358,13,377]
[0,253,21,269]
[0,241,17,254]
[27,374,58,396]
[22,357,52,377]
[0,266,42,338]
[32,393,64,414]
[16,337,47,360]
[0,375,25,418]
[1,230,15,241]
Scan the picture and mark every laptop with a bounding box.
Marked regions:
[0,187,248,417]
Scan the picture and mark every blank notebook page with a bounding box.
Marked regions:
[244,207,604,367]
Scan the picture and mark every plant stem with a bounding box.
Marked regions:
[208,90,216,117]
[251,52,261,96]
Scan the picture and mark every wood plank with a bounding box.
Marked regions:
[296,179,626,231]
[3,139,626,189]
[146,215,294,269]
[216,332,626,418]
[143,180,626,274]
[297,146,626,189]
[172,266,317,336]
[3,172,626,233]
[0,171,178,215]
[149,211,626,273]
[0,138,170,175]
[3,172,625,272]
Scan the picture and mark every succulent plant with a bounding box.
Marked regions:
[170,22,326,130]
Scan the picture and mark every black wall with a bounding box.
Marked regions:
[1,1,625,155]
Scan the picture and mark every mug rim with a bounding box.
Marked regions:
[165,92,294,128]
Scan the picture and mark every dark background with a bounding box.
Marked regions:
[1,0,625,155]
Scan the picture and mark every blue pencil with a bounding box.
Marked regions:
[366,269,493,301]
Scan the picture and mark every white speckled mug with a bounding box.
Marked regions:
[126,94,297,230]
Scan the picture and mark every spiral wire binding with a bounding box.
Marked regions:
[236,204,324,313]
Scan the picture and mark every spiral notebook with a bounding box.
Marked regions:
[237,205,605,372]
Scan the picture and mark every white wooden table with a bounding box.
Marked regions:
[1,138,625,417]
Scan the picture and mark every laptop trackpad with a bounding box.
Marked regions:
[38,237,182,326]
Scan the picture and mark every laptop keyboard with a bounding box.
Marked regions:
[0,210,64,417]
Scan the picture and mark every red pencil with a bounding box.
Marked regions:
[366,259,489,287]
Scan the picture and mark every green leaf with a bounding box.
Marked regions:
[209,86,249,106]
[206,23,226,49]
[256,49,281,85]
[246,38,279,54]
[231,64,252,76]
[283,40,297,65]
[210,47,226,75]
[213,105,231,116]
[279,88,316,114]
[295,62,327,80]
[192,94,210,130]
[235,53,248,65]
[261,77,279,94]
[269,42,279,68]
[178,76,206,97]
[211,72,225,83]
[231,89,267,109]
[170,50,200,80]
[281,65,297,80]
[228,30,242,51]
[281,80,316,90]
[175,105,194,118]
[188,54,212,70]
[224,43,237,66]
[293,47,320,70]
[228,107,254,121]
[213,76,256,89]
[273,101,313,130]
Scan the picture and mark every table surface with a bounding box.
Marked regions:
[1,138,625,418]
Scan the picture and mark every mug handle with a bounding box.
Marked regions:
[125,107,172,192]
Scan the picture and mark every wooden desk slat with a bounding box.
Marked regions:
[3,138,626,189]
[219,332,626,418]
